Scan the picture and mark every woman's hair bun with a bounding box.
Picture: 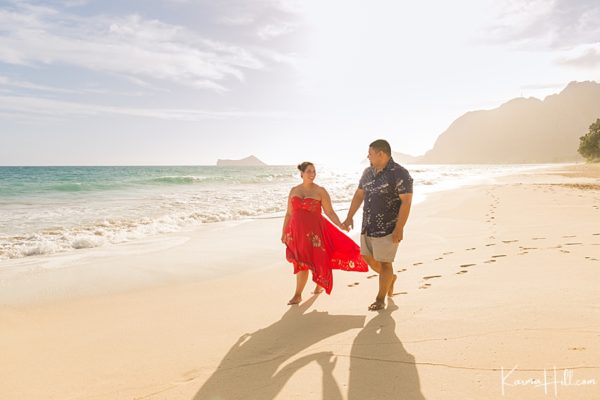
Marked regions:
[297,161,314,172]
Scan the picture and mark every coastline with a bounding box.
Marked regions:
[1,163,599,399]
[0,163,555,261]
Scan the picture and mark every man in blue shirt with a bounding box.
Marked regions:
[343,139,413,311]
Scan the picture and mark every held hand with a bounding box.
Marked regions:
[281,232,286,244]
[337,222,350,232]
[342,217,354,231]
[392,227,403,244]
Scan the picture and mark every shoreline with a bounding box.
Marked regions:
[1,163,599,399]
[0,163,580,306]
[0,162,571,264]
[0,162,596,306]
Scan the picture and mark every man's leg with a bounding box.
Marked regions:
[362,256,396,310]
[363,254,397,298]
[288,270,308,305]
[362,254,381,273]
[377,262,394,302]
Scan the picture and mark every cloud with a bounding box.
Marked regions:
[0,75,78,94]
[0,74,147,97]
[519,82,565,90]
[0,3,266,92]
[61,0,89,7]
[257,22,297,40]
[218,15,256,26]
[557,46,600,68]
[486,0,600,49]
[0,94,287,121]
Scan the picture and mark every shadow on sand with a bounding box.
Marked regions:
[348,298,426,399]
[193,295,365,400]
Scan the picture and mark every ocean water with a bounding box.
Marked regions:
[0,164,549,260]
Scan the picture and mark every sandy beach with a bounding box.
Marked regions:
[1,164,600,400]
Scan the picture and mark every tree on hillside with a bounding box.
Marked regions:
[578,119,600,162]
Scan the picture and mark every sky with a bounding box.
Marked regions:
[1,0,599,166]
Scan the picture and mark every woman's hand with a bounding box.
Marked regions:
[337,222,350,232]
[342,217,353,230]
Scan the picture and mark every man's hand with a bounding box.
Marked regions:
[342,217,354,231]
[337,222,350,232]
[392,226,404,243]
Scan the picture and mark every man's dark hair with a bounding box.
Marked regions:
[369,139,391,157]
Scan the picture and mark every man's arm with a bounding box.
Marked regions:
[343,188,365,230]
[392,193,412,243]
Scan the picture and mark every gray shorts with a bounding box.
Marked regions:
[360,234,399,263]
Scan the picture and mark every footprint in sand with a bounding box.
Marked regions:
[367,274,378,279]
[520,246,537,250]
[485,243,496,247]
[397,268,407,272]
[176,369,201,384]
[442,252,454,255]
[564,242,583,246]
[532,237,546,240]
[456,270,468,275]
[418,283,432,289]
[413,262,423,266]
[562,235,577,238]
[484,259,497,263]
[569,347,586,351]
[394,291,408,295]
[466,247,476,251]
[434,257,444,261]
[423,275,442,280]
[593,233,600,236]
[560,250,571,254]
[460,263,476,268]
[502,240,519,244]
[492,254,507,258]
[517,251,529,255]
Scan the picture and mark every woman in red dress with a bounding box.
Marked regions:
[281,162,368,305]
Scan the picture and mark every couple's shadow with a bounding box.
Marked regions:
[194,297,425,399]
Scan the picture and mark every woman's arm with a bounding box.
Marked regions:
[320,188,346,230]
[281,190,293,242]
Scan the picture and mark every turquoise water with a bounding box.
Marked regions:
[0,166,296,197]
[0,164,550,260]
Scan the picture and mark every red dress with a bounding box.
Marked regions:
[283,196,369,294]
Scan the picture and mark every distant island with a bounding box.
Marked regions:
[406,80,600,164]
[216,155,267,167]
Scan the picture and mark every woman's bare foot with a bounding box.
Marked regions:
[287,294,302,305]
[387,274,397,297]
[312,285,324,294]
